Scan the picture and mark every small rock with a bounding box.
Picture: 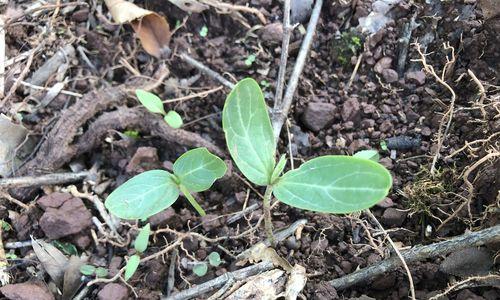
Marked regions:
[97,283,128,300]
[148,207,179,228]
[313,282,338,300]
[339,260,352,273]
[200,214,223,231]
[72,234,91,249]
[381,208,407,227]
[311,239,329,252]
[348,139,369,153]
[0,282,54,300]
[374,57,392,74]
[440,248,493,277]
[259,23,283,43]
[382,68,399,83]
[376,197,394,208]
[405,71,426,85]
[71,8,89,22]
[301,102,337,132]
[379,120,393,133]
[362,103,377,114]
[420,127,432,136]
[126,147,160,173]
[360,119,375,129]
[39,197,92,239]
[341,98,361,124]
[37,192,73,210]
[367,253,381,265]
[108,256,123,277]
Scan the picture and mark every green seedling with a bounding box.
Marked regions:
[199,25,208,37]
[52,240,78,256]
[260,80,271,89]
[135,89,183,128]
[123,130,140,139]
[80,265,108,278]
[222,78,392,242]
[380,140,388,151]
[191,251,221,277]
[353,149,380,162]
[124,223,150,281]
[244,54,256,66]
[105,148,226,219]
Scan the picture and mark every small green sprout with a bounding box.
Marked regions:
[124,224,151,281]
[79,265,109,278]
[191,251,221,277]
[207,251,221,267]
[353,149,380,162]
[135,89,183,128]
[123,130,140,139]
[222,78,392,242]
[52,240,78,256]
[380,140,388,151]
[193,263,208,277]
[260,80,270,89]
[199,25,208,37]
[244,54,256,66]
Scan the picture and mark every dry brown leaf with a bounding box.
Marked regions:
[239,243,293,272]
[168,0,209,13]
[62,256,85,300]
[31,237,68,288]
[226,269,285,300]
[284,265,307,300]
[104,0,171,58]
[0,114,28,176]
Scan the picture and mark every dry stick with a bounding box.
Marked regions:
[179,53,235,89]
[328,224,500,290]
[365,210,416,300]
[272,0,323,140]
[273,0,292,109]
[164,261,273,300]
[0,16,5,98]
[429,274,500,300]
[163,85,223,103]
[0,171,92,188]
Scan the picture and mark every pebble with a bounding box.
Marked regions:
[97,283,128,300]
[341,98,361,124]
[259,23,283,43]
[382,68,399,83]
[381,208,407,227]
[374,57,393,74]
[405,70,426,85]
[0,282,54,300]
[126,147,160,173]
[301,102,337,132]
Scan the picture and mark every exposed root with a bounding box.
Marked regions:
[413,42,457,176]
[429,274,500,300]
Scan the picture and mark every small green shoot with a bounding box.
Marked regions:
[95,267,108,278]
[353,150,380,162]
[134,223,150,253]
[193,262,208,277]
[260,80,271,89]
[80,264,96,276]
[380,140,388,151]
[135,89,184,128]
[124,254,140,281]
[208,252,221,267]
[52,240,78,256]
[123,130,140,139]
[199,25,208,37]
[244,54,256,66]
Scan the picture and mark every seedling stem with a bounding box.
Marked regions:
[180,184,206,216]
[263,185,274,244]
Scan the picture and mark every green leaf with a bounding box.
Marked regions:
[105,170,180,220]
[273,156,392,214]
[222,78,276,186]
[135,89,166,115]
[173,148,227,192]
[95,267,108,278]
[134,223,150,253]
[124,255,141,281]
[380,140,388,151]
[245,54,256,66]
[271,154,287,184]
[164,111,183,128]
[353,150,380,162]
[79,264,96,276]
[207,252,221,267]
[199,25,208,37]
[193,262,208,276]
[123,130,140,139]
[52,240,78,256]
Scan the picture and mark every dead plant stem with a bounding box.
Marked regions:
[263,185,274,245]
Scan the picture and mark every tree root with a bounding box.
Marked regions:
[328,225,500,290]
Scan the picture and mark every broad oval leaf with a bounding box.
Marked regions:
[273,156,392,214]
[79,264,96,276]
[164,110,183,128]
[193,262,208,277]
[353,150,380,162]
[173,148,227,192]
[222,78,276,186]
[134,223,150,253]
[105,170,179,220]
[135,89,166,115]
[124,254,141,281]
[208,252,221,267]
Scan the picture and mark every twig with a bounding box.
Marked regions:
[163,86,223,103]
[272,0,323,139]
[179,53,235,89]
[0,191,29,210]
[365,210,415,300]
[397,13,418,76]
[0,16,5,98]
[467,69,487,119]
[201,0,267,24]
[347,53,363,90]
[328,225,500,290]
[4,240,32,249]
[165,249,178,297]
[163,261,273,300]
[429,274,500,300]
[273,0,292,109]
[0,171,92,188]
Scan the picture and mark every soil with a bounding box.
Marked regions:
[0,0,499,300]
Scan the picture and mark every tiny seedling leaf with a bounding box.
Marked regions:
[193,262,208,276]
[105,170,180,220]
[95,267,108,278]
[271,154,287,184]
[222,78,276,186]
[134,223,151,253]
[173,148,227,192]
[353,150,380,162]
[199,25,208,37]
[164,111,183,128]
[125,255,141,281]
[208,252,221,267]
[273,156,392,213]
[52,240,78,256]
[135,89,166,115]
[79,264,96,276]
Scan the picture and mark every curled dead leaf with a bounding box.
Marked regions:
[284,265,307,300]
[238,242,293,272]
[31,237,68,288]
[104,0,171,58]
